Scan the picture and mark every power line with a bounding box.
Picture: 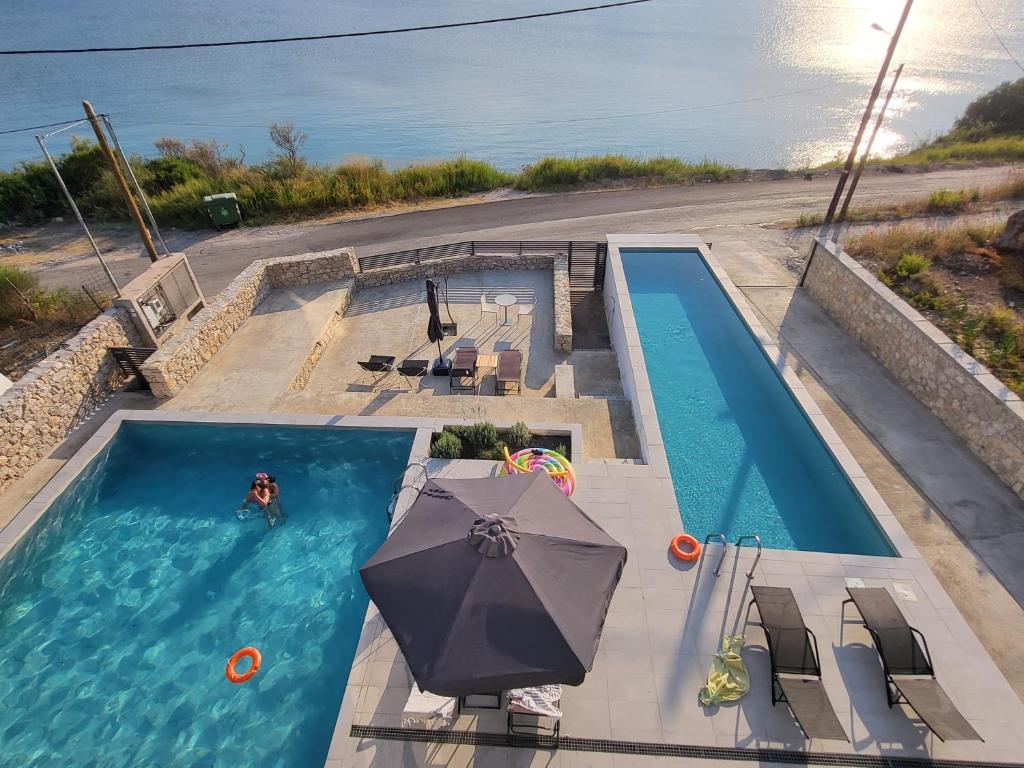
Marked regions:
[0,0,652,56]
[973,0,1024,74]
[0,118,90,136]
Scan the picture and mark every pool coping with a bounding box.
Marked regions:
[603,234,918,560]
[0,408,584,767]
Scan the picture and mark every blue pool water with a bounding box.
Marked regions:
[622,250,893,555]
[0,421,413,767]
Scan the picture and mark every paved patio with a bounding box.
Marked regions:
[166,269,642,460]
[338,461,1024,767]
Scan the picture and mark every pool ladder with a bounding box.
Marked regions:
[701,532,762,578]
[385,460,430,523]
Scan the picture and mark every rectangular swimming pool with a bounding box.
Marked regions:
[621,249,893,555]
[0,420,413,766]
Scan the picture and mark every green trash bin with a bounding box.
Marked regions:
[203,193,242,229]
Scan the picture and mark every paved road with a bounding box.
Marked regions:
[41,164,1020,295]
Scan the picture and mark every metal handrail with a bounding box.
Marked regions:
[702,532,728,576]
[735,534,762,579]
[385,460,431,522]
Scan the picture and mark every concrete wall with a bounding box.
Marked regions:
[141,247,358,398]
[0,308,141,493]
[804,238,1024,498]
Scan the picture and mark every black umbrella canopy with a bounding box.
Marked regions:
[359,472,627,696]
[426,279,444,343]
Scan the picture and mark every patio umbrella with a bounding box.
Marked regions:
[426,279,446,373]
[359,472,627,696]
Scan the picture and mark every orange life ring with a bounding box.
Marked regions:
[670,534,701,562]
[226,647,261,684]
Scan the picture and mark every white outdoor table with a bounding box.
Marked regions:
[494,293,517,325]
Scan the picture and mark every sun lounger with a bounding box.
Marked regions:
[449,347,478,394]
[495,349,522,396]
[357,354,395,389]
[843,587,981,741]
[507,684,561,742]
[402,687,459,730]
[747,586,848,741]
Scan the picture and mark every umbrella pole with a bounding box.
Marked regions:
[433,339,450,376]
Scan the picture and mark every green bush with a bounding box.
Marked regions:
[926,188,978,214]
[895,253,931,278]
[477,440,509,462]
[516,154,734,191]
[142,155,203,194]
[553,443,569,459]
[954,77,1024,136]
[430,431,463,460]
[505,421,533,451]
[452,422,499,459]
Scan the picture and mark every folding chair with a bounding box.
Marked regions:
[356,354,395,389]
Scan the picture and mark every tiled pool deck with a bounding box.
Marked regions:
[335,236,1024,766]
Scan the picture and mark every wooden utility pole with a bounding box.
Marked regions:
[83,100,159,262]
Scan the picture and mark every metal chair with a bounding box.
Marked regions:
[356,355,396,389]
[396,359,429,390]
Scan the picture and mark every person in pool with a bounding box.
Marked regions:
[246,480,270,509]
[262,474,286,528]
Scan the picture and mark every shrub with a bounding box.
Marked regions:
[553,443,569,459]
[987,307,1017,333]
[453,422,499,459]
[954,77,1024,136]
[895,253,931,278]
[505,421,533,451]
[516,154,733,191]
[142,156,203,194]
[0,264,39,323]
[430,431,463,460]
[477,440,509,462]
[926,188,978,214]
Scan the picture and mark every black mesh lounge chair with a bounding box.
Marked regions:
[495,349,523,396]
[843,587,981,741]
[747,586,848,741]
[397,359,429,390]
[357,354,395,389]
[449,347,478,394]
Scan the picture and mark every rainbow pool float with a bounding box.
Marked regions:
[501,447,576,497]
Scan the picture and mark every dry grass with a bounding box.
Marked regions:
[846,221,1024,395]
[792,172,1024,229]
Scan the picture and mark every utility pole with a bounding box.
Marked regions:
[83,100,159,263]
[837,63,905,222]
[820,0,912,228]
[36,134,120,293]
[800,0,913,286]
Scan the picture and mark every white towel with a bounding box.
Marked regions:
[507,685,562,719]
[401,688,457,729]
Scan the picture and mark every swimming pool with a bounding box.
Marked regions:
[0,421,413,767]
[621,249,893,555]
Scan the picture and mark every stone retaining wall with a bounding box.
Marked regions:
[804,238,1024,498]
[355,253,572,353]
[0,308,141,493]
[289,282,354,390]
[141,248,357,398]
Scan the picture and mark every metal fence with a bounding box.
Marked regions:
[357,240,608,291]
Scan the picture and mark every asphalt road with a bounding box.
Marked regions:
[40,164,1021,295]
